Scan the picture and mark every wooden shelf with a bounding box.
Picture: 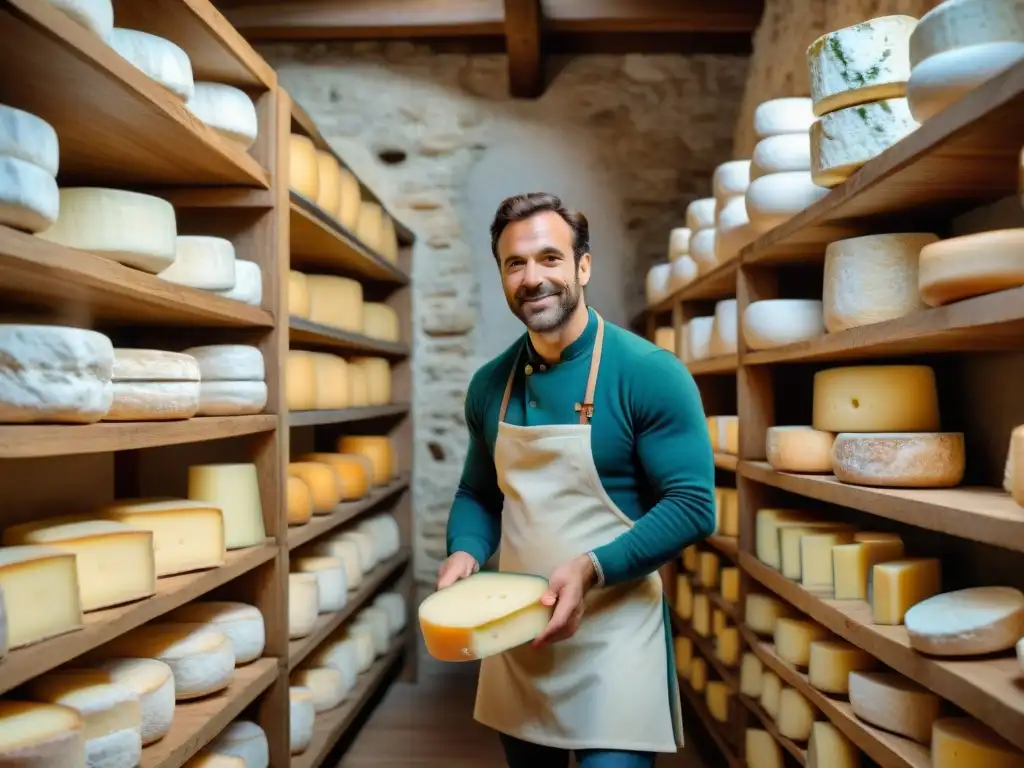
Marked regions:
[705,588,738,621]
[647,258,739,313]
[740,461,1024,554]
[741,553,1024,751]
[738,693,806,766]
[288,476,410,551]
[707,535,739,560]
[672,609,736,687]
[676,675,742,767]
[714,452,738,471]
[290,318,410,359]
[289,404,410,428]
[688,355,738,376]
[0,544,276,694]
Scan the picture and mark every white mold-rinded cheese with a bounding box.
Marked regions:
[186,83,258,150]
[715,195,756,263]
[739,652,763,697]
[196,381,268,417]
[108,29,195,101]
[289,687,315,755]
[745,171,829,233]
[831,432,965,488]
[908,42,1024,122]
[753,97,816,138]
[910,0,1024,67]
[38,188,177,273]
[849,671,940,743]
[0,545,83,648]
[686,317,714,363]
[751,133,811,180]
[685,197,716,231]
[288,573,319,639]
[812,365,939,432]
[215,259,263,307]
[668,227,691,261]
[0,700,87,764]
[807,640,877,693]
[807,16,918,117]
[315,150,342,214]
[183,345,265,382]
[932,717,1024,767]
[159,236,236,291]
[187,463,266,549]
[645,263,671,306]
[292,556,348,613]
[742,299,824,350]
[25,671,142,768]
[373,591,408,634]
[918,229,1024,307]
[105,381,200,421]
[904,587,1024,656]
[775,618,831,668]
[689,228,717,274]
[746,729,783,768]
[204,720,269,768]
[808,721,860,768]
[0,156,59,233]
[111,349,199,382]
[823,233,935,332]
[288,135,318,200]
[44,0,112,37]
[709,299,738,357]
[345,626,376,673]
[355,607,391,654]
[668,256,699,294]
[291,668,350,713]
[90,659,175,746]
[0,104,59,176]
[0,324,114,424]
[759,671,781,718]
[306,636,359,690]
[367,514,401,560]
[308,538,363,588]
[766,426,834,473]
[167,602,265,665]
[810,99,919,188]
[745,592,795,636]
[777,686,814,741]
[712,160,751,204]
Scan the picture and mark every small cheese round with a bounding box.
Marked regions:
[92,658,175,746]
[685,197,716,231]
[753,97,816,138]
[108,28,195,101]
[766,426,835,473]
[315,150,342,214]
[291,668,350,713]
[751,133,811,180]
[907,42,1024,122]
[0,104,59,176]
[742,299,824,350]
[831,432,965,488]
[159,236,237,291]
[904,587,1024,656]
[685,316,714,362]
[739,653,763,698]
[204,720,268,768]
[286,476,314,526]
[0,155,59,233]
[709,299,737,356]
[105,380,200,420]
[918,229,1024,307]
[288,573,319,639]
[196,381,267,417]
[373,592,408,634]
[46,0,113,37]
[356,607,391,655]
[931,717,1024,767]
[166,602,266,665]
[910,0,1024,68]
[307,637,359,689]
[812,365,940,432]
[0,700,87,764]
[745,171,829,233]
[808,722,860,768]
[112,349,200,382]
[668,227,691,261]
[807,640,877,694]
[289,687,315,755]
[215,259,263,306]
[186,83,259,150]
[645,263,671,306]
[183,345,265,382]
[746,729,782,768]
[310,537,363,588]
[668,256,698,293]
[715,195,755,263]
[777,687,814,741]
[288,271,310,317]
[712,160,751,204]
[344,626,376,673]
[292,556,348,613]
[689,228,717,274]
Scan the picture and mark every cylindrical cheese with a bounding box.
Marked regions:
[350,357,392,406]
[645,263,671,306]
[812,365,940,432]
[685,198,716,231]
[831,432,965,488]
[287,475,313,526]
[807,640,877,693]
[907,42,1024,123]
[742,299,824,350]
[337,436,395,486]
[291,667,350,713]
[292,556,348,612]
[709,299,737,357]
[288,573,319,639]
[777,686,814,741]
[746,729,782,768]
[931,717,1024,767]
[296,452,372,500]
[288,270,311,318]
[759,671,781,718]
[689,228,717,274]
[348,362,369,408]
[849,671,940,743]
[92,658,175,746]
[751,133,811,180]
[188,463,266,549]
[289,135,319,200]
[918,229,1024,307]
[204,720,269,767]
[286,351,317,411]
[753,97,815,138]
[910,0,1024,67]
[668,227,691,261]
[289,687,315,755]
[307,275,364,332]
[363,302,400,342]
[904,587,1024,656]
[160,236,236,291]
[808,721,860,768]
[739,652,763,698]
[686,316,714,362]
[774,618,831,668]
[337,167,362,230]
[712,160,751,204]
[745,171,829,233]
[166,601,265,666]
[766,426,835,473]
[667,256,698,294]
[315,150,342,214]
[288,462,341,514]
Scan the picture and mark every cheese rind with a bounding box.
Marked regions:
[298,452,372,501]
[685,316,714,362]
[751,133,811,180]
[188,463,266,549]
[753,98,816,138]
[111,349,199,382]
[739,652,763,697]
[832,432,965,488]
[808,721,859,768]
[90,658,175,746]
[910,0,1024,67]
[214,259,262,306]
[775,618,831,668]
[766,426,834,473]
[0,699,87,764]
[288,573,318,639]
[289,687,315,755]
[0,104,59,176]
[812,365,940,432]
[159,236,236,291]
[287,476,313,526]
[183,345,264,382]
[166,602,266,665]
[0,545,83,648]
[105,380,200,421]
[931,717,1024,767]
[742,300,824,350]
[848,671,940,743]
[746,729,783,768]
[904,587,1024,656]
[872,558,942,625]
[186,83,258,150]
[833,539,905,600]
[0,156,59,233]
[745,592,794,636]
[715,195,755,264]
[918,229,1024,307]
[908,42,1024,122]
[685,198,716,231]
[197,381,268,417]
[204,720,269,767]
[108,28,195,101]
[807,640,877,693]
[745,171,829,232]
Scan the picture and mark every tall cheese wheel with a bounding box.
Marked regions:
[910,0,1024,67]
[288,573,318,639]
[289,687,315,755]
[715,195,755,264]
[288,271,310,318]
[350,357,392,406]
[777,686,814,741]
[849,671,940,743]
[337,167,362,230]
[646,263,671,306]
[766,426,834,473]
[166,602,265,666]
[907,43,1024,123]
[686,316,714,361]
[685,198,716,231]
[296,452,371,500]
[337,436,394,486]
[356,201,384,253]
[314,150,342,214]
[91,658,175,746]
[288,134,319,200]
[831,432,965,488]
[0,700,87,764]
[918,229,1024,307]
[904,587,1024,656]
[286,351,317,411]
[308,353,350,410]
[286,476,313,525]
[752,97,815,138]
[931,717,1024,767]
[811,365,939,432]
[188,463,266,549]
[362,302,400,342]
[807,640,876,693]
[709,299,738,356]
[348,363,369,408]
[668,255,698,294]
[306,275,364,332]
[288,462,341,513]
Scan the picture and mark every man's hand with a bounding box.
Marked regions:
[436,551,479,590]
[532,553,598,648]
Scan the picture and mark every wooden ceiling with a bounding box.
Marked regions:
[214,0,763,97]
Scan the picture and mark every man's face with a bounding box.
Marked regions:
[496,211,592,333]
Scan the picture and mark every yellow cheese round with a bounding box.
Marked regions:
[932,717,1024,767]
[777,686,814,741]
[297,453,372,500]
[314,151,342,214]
[759,670,781,718]
[379,213,399,264]
[337,168,362,230]
[286,476,313,526]
[808,722,860,768]
[918,229,1024,307]
[807,640,877,693]
[739,652,763,698]
[348,363,369,408]
[689,657,707,692]
[766,426,834,473]
[306,275,364,332]
[338,436,395,486]
[288,271,310,318]
[286,351,318,412]
[362,302,400,342]
[832,432,965,488]
[746,729,782,768]
[356,201,384,253]
[812,365,940,432]
[288,462,341,514]
[673,636,692,677]
[350,357,392,405]
[308,353,349,410]
[705,680,732,723]
[288,134,319,200]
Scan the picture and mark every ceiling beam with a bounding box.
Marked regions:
[545,0,763,33]
[504,0,544,98]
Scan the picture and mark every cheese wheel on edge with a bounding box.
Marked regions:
[91,658,175,746]
[166,601,265,665]
[0,700,87,763]
[849,671,940,743]
[108,28,195,102]
[753,98,815,138]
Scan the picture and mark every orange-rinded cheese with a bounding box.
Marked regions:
[355,201,384,253]
[288,271,310,318]
[419,572,553,661]
[350,357,392,406]
[286,476,313,526]
[308,353,349,410]
[337,168,361,230]
[288,135,319,200]
[306,275,363,332]
[348,363,369,408]
[287,462,341,514]
[362,302,400,342]
[286,352,317,412]
[315,151,342,214]
[295,453,371,501]
[338,436,394,486]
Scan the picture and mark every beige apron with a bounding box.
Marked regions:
[474,313,683,753]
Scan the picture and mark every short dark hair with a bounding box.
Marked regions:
[489,192,590,265]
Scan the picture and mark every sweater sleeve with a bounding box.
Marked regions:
[591,349,716,585]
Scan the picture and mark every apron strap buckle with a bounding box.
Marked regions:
[574,402,595,422]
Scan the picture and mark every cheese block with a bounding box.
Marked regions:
[183,345,264,382]
[288,135,319,200]
[419,572,553,662]
[740,652,763,697]
[685,198,716,231]
[88,658,175,746]
[373,591,408,634]
[0,545,82,648]
[101,624,235,700]
[713,161,751,204]
[717,626,740,667]
[204,720,269,767]
[3,518,155,611]
[356,201,385,252]
[197,381,267,417]
[807,16,918,117]
[689,228,717,274]
[286,476,313,526]
[315,151,342,214]
[351,357,392,406]
[296,452,372,500]
[288,462,341,514]
[214,259,262,307]
[775,618,831,668]
[355,606,391,654]
[674,575,693,619]
[810,99,919,188]
[285,351,317,411]
[779,522,855,580]
[98,497,224,576]
[0,156,59,233]
[800,530,857,590]
[288,573,318,639]
[832,432,965,488]
[186,83,258,150]
[720,567,739,603]
[337,167,362,230]
[363,302,400,342]
[188,463,266,549]
[689,657,707,692]
[743,299,824,351]
[698,552,720,589]
[105,380,200,420]
[932,717,1024,767]
[709,299,738,357]
[44,0,113,37]
[292,556,348,612]
[0,104,59,176]
[306,636,359,688]
[288,271,310,318]
[746,729,782,768]
[745,171,829,233]
[306,274,363,331]
[646,263,671,306]
[715,195,756,263]
[753,97,816,138]
[108,28,195,101]
[308,352,349,409]
[39,188,177,272]
[289,687,315,755]
[685,316,714,362]
[674,636,692,677]
[849,671,940,742]
[717,488,739,537]
[807,640,876,693]
[910,0,1024,67]
[348,362,369,407]
[0,324,114,424]
[918,229,1024,306]
[812,365,939,432]
[692,593,711,637]
[766,426,834,473]
[872,558,942,625]
[908,42,1024,122]
[166,602,265,665]
[291,667,349,713]
[0,700,86,764]
[823,233,934,332]
[751,133,811,180]
[668,227,691,261]
[760,670,781,718]
[755,508,816,568]
[833,538,906,600]
[777,687,814,741]
[705,681,731,723]
[904,587,1024,656]
[112,349,199,382]
[808,721,860,768]
[338,436,394,486]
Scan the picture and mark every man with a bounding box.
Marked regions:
[436,192,716,768]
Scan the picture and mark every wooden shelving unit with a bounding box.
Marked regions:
[643,59,1024,767]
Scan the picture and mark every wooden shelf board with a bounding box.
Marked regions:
[705,588,738,621]
[290,193,410,285]
[288,550,410,671]
[647,258,738,313]
[288,477,410,551]
[289,404,409,428]
[741,61,1024,266]
[676,674,742,767]
[0,544,276,694]
[740,461,1024,555]
[0,226,274,328]
[289,318,410,359]
[291,632,408,768]
[714,452,738,471]
[0,0,269,187]
[708,535,739,560]
[741,552,1024,751]
[142,657,278,768]
[741,629,930,768]
[738,693,806,766]
[688,355,738,376]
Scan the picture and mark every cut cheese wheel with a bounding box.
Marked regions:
[746,729,782,768]
[2,518,155,611]
[101,624,235,700]
[705,680,731,723]
[186,83,258,150]
[315,151,342,214]
[811,99,919,188]
[337,168,362,230]
[287,462,341,514]
[667,256,698,294]
[742,299,823,350]
[419,572,553,661]
[823,233,934,332]
[685,316,714,362]
[292,556,348,612]
[0,700,87,764]
[689,227,717,274]
[337,436,394,486]
[746,593,794,635]
[184,345,264,382]
[807,16,917,117]
[38,188,177,273]
[306,636,358,689]
[166,602,265,665]
[214,259,262,306]
[908,42,1024,122]
[745,172,829,233]
[289,687,315,755]
[44,0,113,37]
[105,380,200,420]
[713,161,751,204]
[777,687,814,741]
[0,545,83,648]
[833,539,906,600]
[668,227,691,261]
[800,530,857,590]
[872,558,942,625]
[645,263,671,306]
[288,573,318,639]
[689,657,707,692]
[112,349,199,382]
[904,587,1024,656]
[812,365,939,432]
[808,721,859,768]
[931,717,1024,767]
[297,452,372,500]
[108,28,194,101]
[832,432,965,488]
[286,476,313,526]
[286,351,317,411]
[780,522,856,580]
[188,463,266,549]
[204,720,269,767]
[753,98,816,138]
[766,426,834,473]
[751,133,811,180]
[90,658,175,746]
[306,275,363,331]
[807,640,876,693]
[709,299,737,356]
[775,618,831,668]
[755,508,816,568]
[918,229,1024,307]
[0,156,59,233]
[0,103,59,176]
[98,497,225,576]
[674,636,692,677]
[739,652,763,697]
[351,357,392,406]
[288,271,310,318]
[910,0,1024,67]
[759,672,781,718]
[685,198,716,231]
[363,302,400,342]
[197,381,268,417]
[291,668,349,713]
[288,135,319,200]
[848,671,940,742]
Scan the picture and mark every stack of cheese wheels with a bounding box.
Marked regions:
[653,326,675,354]
[666,227,699,293]
[363,302,400,343]
[109,27,195,102]
[185,344,267,416]
[291,665,352,714]
[807,16,920,189]
[286,131,364,231]
[0,103,60,233]
[158,236,236,292]
[645,262,672,306]
[742,298,825,351]
[744,98,823,233]
[686,197,717,275]
[684,314,714,363]
[708,299,738,357]
[186,82,259,150]
[338,435,395,487]
[307,528,367,588]
[917,228,1024,309]
[812,363,965,488]
[293,555,348,612]
[166,601,266,666]
[908,0,1024,123]
[296,452,372,502]
[188,462,267,549]
[105,348,201,421]
[713,160,755,263]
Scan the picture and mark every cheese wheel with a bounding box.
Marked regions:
[751,133,811,180]
[296,452,372,500]
[910,0,1024,67]
[166,602,265,665]
[90,658,175,746]
[345,627,376,673]
[717,489,739,538]
[186,83,258,150]
[0,156,59,233]
[112,349,199,382]
[307,274,364,332]
[685,198,716,231]
[310,539,361,588]
[292,556,348,612]
[289,687,315,755]
[0,699,87,763]
[337,436,394,485]
[668,227,691,261]
[379,212,399,263]
[0,103,59,176]
[708,299,737,356]
[188,463,266,549]
[187,751,246,767]
[44,0,113,37]
[745,592,795,635]
[713,160,751,204]
[348,362,369,407]
[288,271,310,318]
[356,201,385,252]
[689,228,717,274]
[832,432,965,488]
[286,476,313,526]
[807,640,877,693]
[766,426,834,473]
[739,653,763,697]
[108,28,195,101]
[646,263,671,306]
[358,515,401,561]
[759,671,781,718]
[309,352,350,410]
[686,316,714,362]
[932,717,1024,767]
[674,636,692,677]
[339,530,376,571]
[904,587,1024,656]
[196,381,267,417]
[288,135,319,200]
[183,345,264,382]
[306,636,358,689]
[812,365,939,432]
[335,167,362,230]
[742,299,824,350]
[918,229,1024,307]
[288,573,318,639]
[777,686,814,741]
[715,195,755,263]
[745,172,829,233]
[204,720,269,767]
[286,351,317,411]
[350,357,392,406]
[909,42,1024,122]
[104,380,199,420]
[746,729,782,768]
[315,150,342,214]
[849,671,940,743]
[287,462,341,514]
[667,256,698,294]
[214,259,262,307]
[808,721,860,768]
[363,302,400,342]
[355,606,391,654]
[753,97,816,138]
[291,668,349,713]
[775,618,831,668]
[373,591,408,634]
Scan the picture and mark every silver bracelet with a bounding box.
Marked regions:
[587,550,606,588]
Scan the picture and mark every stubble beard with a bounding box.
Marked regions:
[511,273,582,333]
